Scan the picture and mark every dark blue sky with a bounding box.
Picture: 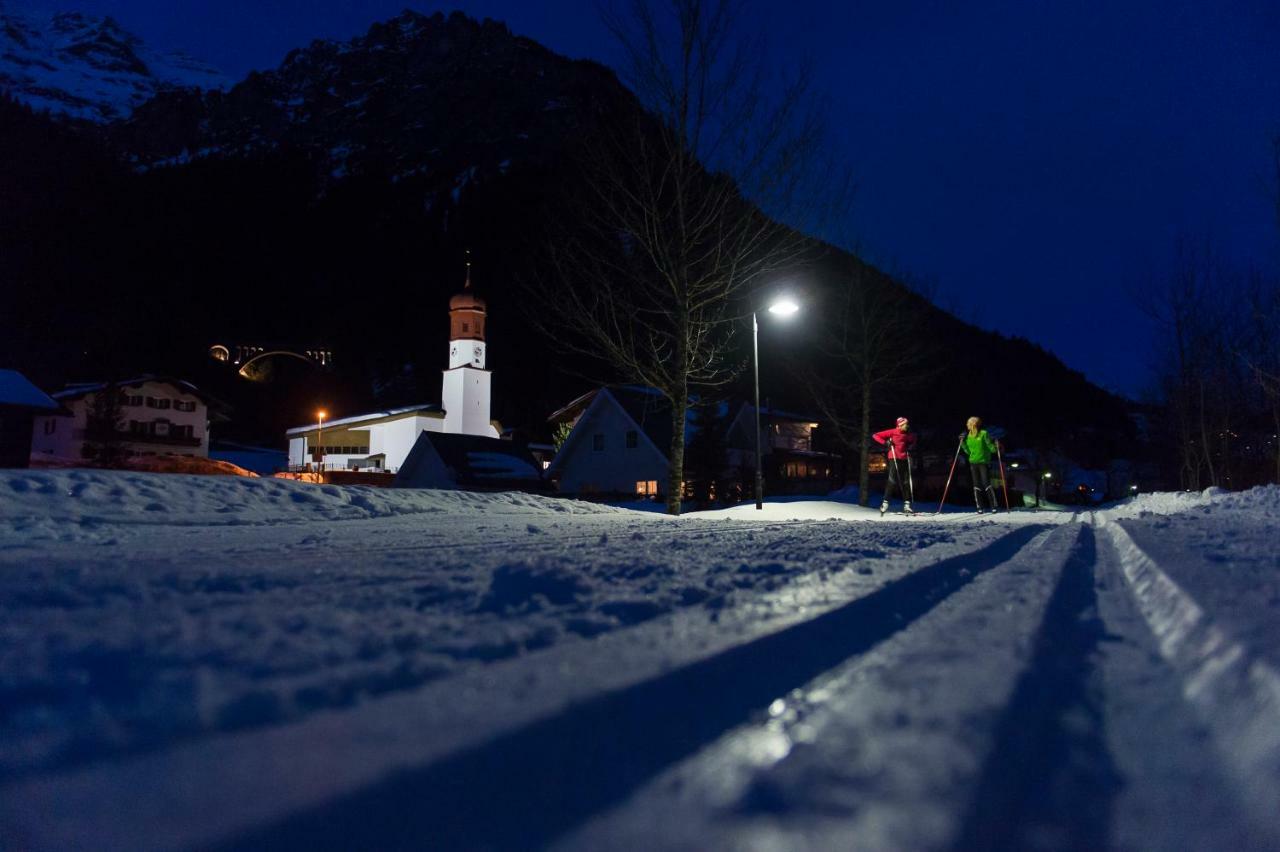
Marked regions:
[22,0,1280,396]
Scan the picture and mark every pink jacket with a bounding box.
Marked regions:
[873,428,917,459]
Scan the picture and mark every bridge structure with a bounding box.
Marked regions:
[208,343,334,376]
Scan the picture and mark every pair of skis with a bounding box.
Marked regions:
[936,434,1011,515]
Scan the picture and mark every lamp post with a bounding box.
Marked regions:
[753,296,800,510]
[316,410,326,473]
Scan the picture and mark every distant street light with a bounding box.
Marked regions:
[754,295,801,510]
[317,410,327,472]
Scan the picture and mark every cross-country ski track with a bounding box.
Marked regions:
[0,471,1277,851]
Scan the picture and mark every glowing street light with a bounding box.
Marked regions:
[316,410,327,472]
[767,297,800,317]
[753,295,801,510]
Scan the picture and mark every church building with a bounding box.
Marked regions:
[285,263,501,474]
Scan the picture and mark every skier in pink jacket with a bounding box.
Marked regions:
[873,416,918,515]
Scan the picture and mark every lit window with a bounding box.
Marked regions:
[635,480,658,496]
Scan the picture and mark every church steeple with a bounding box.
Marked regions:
[442,250,496,437]
[448,250,487,351]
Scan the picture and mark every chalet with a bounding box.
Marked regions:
[0,370,62,468]
[724,403,845,496]
[30,376,219,461]
[547,387,674,497]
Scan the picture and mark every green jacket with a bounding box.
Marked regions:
[964,429,997,464]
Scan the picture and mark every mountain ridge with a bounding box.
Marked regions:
[0,8,1132,458]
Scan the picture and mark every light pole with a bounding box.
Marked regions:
[316,410,326,473]
[753,296,800,510]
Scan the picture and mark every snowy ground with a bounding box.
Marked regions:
[0,471,1277,851]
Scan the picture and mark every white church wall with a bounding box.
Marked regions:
[441,369,497,437]
[364,415,444,472]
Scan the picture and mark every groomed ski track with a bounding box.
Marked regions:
[2,491,1278,850]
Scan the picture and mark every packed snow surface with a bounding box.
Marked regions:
[1,471,1277,851]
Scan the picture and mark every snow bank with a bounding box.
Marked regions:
[1100,485,1280,521]
[0,469,622,533]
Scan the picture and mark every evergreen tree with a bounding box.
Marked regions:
[83,384,128,467]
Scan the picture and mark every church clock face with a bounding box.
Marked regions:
[473,345,483,365]
[450,345,458,359]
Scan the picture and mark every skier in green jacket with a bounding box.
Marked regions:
[961,416,999,513]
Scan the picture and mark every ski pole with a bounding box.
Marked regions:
[905,452,916,507]
[996,440,1011,511]
[935,435,965,515]
[888,443,903,506]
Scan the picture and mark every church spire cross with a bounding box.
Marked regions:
[464,249,472,289]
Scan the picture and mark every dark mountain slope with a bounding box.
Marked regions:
[0,10,1130,458]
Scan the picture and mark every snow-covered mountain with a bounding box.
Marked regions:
[112,10,631,185]
[0,4,227,121]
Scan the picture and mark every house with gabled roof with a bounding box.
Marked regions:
[548,386,844,500]
[547,386,676,498]
[30,375,222,462]
[0,369,63,468]
[394,432,547,492]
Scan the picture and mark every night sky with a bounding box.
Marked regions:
[20,0,1280,397]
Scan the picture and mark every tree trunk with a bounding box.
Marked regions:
[665,382,689,515]
[1273,404,1280,485]
[857,384,871,506]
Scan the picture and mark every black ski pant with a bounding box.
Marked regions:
[970,461,997,510]
[885,455,913,505]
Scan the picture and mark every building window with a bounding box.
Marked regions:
[43,419,57,435]
[123,395,143,407]
[462,322,470,333]
[174,400,197,413]
[635,480,658,496]
[145,397,171,410]
[625,430,638,449]
[153,419,170,436]
[592,433,604,451]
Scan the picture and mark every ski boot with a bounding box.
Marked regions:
[880,501,889,517]
[902,502,916,516]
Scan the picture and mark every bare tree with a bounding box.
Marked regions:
[794,257,937,505]
[1242,274,1280,484]
[534,0,839,513]
[1144,237,1245,489]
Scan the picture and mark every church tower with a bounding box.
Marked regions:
[441,254,497,436]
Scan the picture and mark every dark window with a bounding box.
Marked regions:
[126,395,143,407]
[462,322,470,332]
[43,419,57,435]
[592,433,605,451]
[625,430,638,449]
[145,397,172,410]
[174,400,197,413]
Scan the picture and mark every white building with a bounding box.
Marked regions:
[548,388,843,500]
[547,387,675,497]
[285,272,500,473]
[30,376,215,461]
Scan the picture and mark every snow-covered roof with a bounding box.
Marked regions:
[285,404,442,435]
[52,376,209,403]
[0,370,60,411]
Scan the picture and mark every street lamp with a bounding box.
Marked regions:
[316,410,327,472]
[753,295,801,509]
